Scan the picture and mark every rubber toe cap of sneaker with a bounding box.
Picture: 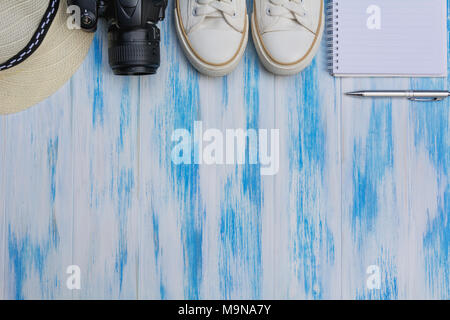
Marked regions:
[261,30,315,65]
[188,29,243,65]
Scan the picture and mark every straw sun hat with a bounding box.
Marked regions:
[0,0,94,115]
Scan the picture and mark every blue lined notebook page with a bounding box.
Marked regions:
[327,0,448,77]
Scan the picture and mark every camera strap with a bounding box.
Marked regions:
[0,0,60,72]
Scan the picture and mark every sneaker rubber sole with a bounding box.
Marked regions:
[174,5,249,77]
[251,9,324,76]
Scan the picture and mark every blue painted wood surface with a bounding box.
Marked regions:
[0,0,448,299]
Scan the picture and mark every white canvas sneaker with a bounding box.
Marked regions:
[252,0,324,75]
[175,0,249,77]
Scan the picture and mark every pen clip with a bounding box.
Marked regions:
[408,97,446,102]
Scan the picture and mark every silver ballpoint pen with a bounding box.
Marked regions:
[346,90,450,101]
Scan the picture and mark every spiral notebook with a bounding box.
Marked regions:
[327,0,448,77]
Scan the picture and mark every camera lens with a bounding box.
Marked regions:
[107,24,161,76]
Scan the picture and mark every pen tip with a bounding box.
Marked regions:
[346,91,364,96]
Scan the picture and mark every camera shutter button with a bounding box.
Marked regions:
[80,11,97,29]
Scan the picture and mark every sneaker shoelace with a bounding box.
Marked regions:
[267,0,311,29]
[193,0,236,19]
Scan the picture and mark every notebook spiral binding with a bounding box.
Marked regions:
[326,1,339,74]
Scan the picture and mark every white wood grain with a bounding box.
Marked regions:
[137,10,192,298]
[70,32,140,299]
[273,39,342,299]
[1,84,75,299]
[196,47,273,299]
[253,52,277,300]
[408,76,449,299]
[341,78,410,299]
[0,117,5,300]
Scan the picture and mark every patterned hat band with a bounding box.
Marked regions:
[0,0,60,71]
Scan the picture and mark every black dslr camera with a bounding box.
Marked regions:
[68,0,168,75]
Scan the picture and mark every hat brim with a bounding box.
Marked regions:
[0,2,94,115]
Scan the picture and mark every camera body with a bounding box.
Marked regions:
[68,0,168,75]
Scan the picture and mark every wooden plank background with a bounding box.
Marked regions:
[0,0,448,299]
